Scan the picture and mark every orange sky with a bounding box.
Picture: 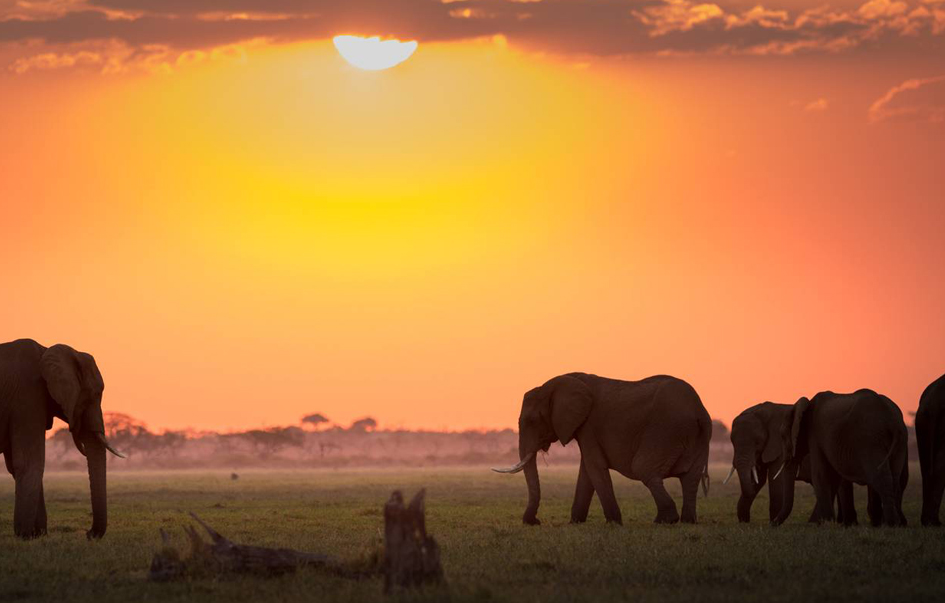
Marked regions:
[2,0,944,433]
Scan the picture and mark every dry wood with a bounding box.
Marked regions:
[149,491,445,594]
[149,512,338,581]
[382,489,444,593]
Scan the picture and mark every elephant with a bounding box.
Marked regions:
[916,372,945,526]
[772,389,908,527]
[492,373,711,526]
[0,339,123,539]
[727,401,851,524]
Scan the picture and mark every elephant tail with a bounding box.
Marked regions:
[877,424,904,471]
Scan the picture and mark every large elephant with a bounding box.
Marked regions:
[728,402,850,524]
[916,373,945,526]
[0,339,123,539]
[772,389,908,527]
[493,373,711,526]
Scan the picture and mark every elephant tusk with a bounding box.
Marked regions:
[491,451,536,474]
[722,465,736,485]
[771,463,785,482]
[96,432,126,459]
[752,466,759,485]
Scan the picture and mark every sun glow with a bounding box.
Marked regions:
[332,35,418,71]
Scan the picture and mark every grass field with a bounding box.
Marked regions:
[1,464,943,602]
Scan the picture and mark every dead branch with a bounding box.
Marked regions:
[149,512,338,581]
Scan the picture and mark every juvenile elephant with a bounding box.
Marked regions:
[772,389,908,527]
[0,339,123,539]
[728,402,849,524]
[493,373,711,526]
[916,373,945,526]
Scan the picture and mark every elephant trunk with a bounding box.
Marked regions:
[84,434,107,539]
[521,441,541,525]
[772,460,796,526]
[734,451,761,523]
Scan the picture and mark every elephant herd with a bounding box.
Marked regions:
[494,371,945,529]
[1,337,944,540]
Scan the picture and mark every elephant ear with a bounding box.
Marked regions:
[761,407,784,464]
[761,427,782,464]
[550,376,593,446]
[41,345,82,430]
[789,396,811,459]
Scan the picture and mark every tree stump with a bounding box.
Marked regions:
[383,489,444,593]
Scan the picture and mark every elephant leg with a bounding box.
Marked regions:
[11,418,46,539]
[896,457,908,527]
[923,467,945,527]
[838,481,857,527]
[809,450,838,524]
[807,505,821,523]
[583,456,622,524]
[679,469,701,524]
[570,459,595,524]
[871,460,900,527]
[867,487,883,527]
[35,483,48,536]
[645,478,679,524]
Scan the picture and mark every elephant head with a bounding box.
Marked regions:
[492,375,592,525]
[771,396,812,525]
[729,403,783,522]
[40,344,123,539]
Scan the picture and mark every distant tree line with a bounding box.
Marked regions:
[45,412,910,471]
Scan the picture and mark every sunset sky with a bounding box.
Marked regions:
[1,0,943,433]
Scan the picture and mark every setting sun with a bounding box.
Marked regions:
[332,35,418,70]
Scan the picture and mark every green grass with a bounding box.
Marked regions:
[1,464,943,602]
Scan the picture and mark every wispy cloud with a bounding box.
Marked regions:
[805,98,830,111]
[1,0,943,73]
[869,74,945,123]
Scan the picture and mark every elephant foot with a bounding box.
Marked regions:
[604,517,623,526]
[654,511,680,525]
[680,515,697,524]
[570,516,587,524]
[921,517,941,527]
[522,513,541,526]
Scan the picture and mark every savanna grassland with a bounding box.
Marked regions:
[1,465,943,603]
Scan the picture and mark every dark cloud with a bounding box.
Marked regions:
[0,0,943,61]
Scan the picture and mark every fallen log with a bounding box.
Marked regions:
[149,512,339,581]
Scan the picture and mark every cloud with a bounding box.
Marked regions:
[0,0,943,70]
[869,74,945,123]
[805,98,830,111]
[10,49,102,74]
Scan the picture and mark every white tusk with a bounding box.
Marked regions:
[771,463,785,482]
[491,451,536,474]
[96,432,126,459]
[752,466,759,485]
[722,465,736,485]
